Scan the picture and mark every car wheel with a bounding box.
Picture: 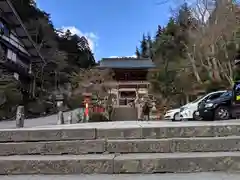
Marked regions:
[172,112,180,121]
[214,106,230,120]
[193,111,202,121]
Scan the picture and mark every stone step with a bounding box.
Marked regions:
[107,136,240,153]
[111,107,138,121]
[0,152,240,174]
[1,136,240,155]
[114,152,240,173]
[1,121,240,142]
[0,139,105,155]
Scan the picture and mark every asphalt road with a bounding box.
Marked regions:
[0,173,239,180]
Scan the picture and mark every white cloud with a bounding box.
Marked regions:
[109,55,137,58]
[60,26,98,52]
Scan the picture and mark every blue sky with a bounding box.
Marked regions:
[37,0,174,61]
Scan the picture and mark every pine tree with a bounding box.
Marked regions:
[155,25,163,40]
[135,47,141,58]
[140,34,148,58]
[177,3,192,29]
[147,33,153,59]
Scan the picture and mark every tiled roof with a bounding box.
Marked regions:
[98,58,155,69]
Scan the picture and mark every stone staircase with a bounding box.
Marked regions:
[0,121,240,174]
[111,107,138,121]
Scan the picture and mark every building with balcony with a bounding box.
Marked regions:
[98,57,156,106]
[0,0,44,95]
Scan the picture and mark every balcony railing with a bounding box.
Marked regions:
[0,55,30,76]
[1,33,29,55]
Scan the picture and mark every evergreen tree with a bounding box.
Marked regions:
[147,33,153,59]
[155,25,163,40]
[135,47,141,58]
[140,34,148,58]
[10,0,96,89]
[0,0,98,118]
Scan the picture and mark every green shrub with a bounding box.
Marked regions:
[0,87,22,120]
[25,100,57,118]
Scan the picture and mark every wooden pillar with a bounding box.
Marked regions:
[136,84,139,99]
[117,88,119,106]
[32,77,36,97]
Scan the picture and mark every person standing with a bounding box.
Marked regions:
[142,101,150,121]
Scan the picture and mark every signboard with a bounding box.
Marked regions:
[233,81,240,103]
[232,80,240,118]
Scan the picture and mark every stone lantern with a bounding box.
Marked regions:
[56,94,64,109]
[56,93,64,124]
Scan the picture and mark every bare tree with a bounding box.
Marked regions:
[25,18,68,89]
[71,68,115,104]
[179,0,240,85]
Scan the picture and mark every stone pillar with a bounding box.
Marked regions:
[16,106,24,128]
[57,111,64,125]
[67,112,73,124]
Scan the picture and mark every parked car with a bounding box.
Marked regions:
[179,90,226,121]
[164,108,180,121]
[197,90,232,121]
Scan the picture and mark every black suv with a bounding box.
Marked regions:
[198,91,232,121]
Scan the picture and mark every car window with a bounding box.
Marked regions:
[207,93,224,101]
[219,91,232,98]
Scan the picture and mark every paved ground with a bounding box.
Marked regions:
[0,110,240,129]
[0,173,240,180]
[0,111,73,129]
